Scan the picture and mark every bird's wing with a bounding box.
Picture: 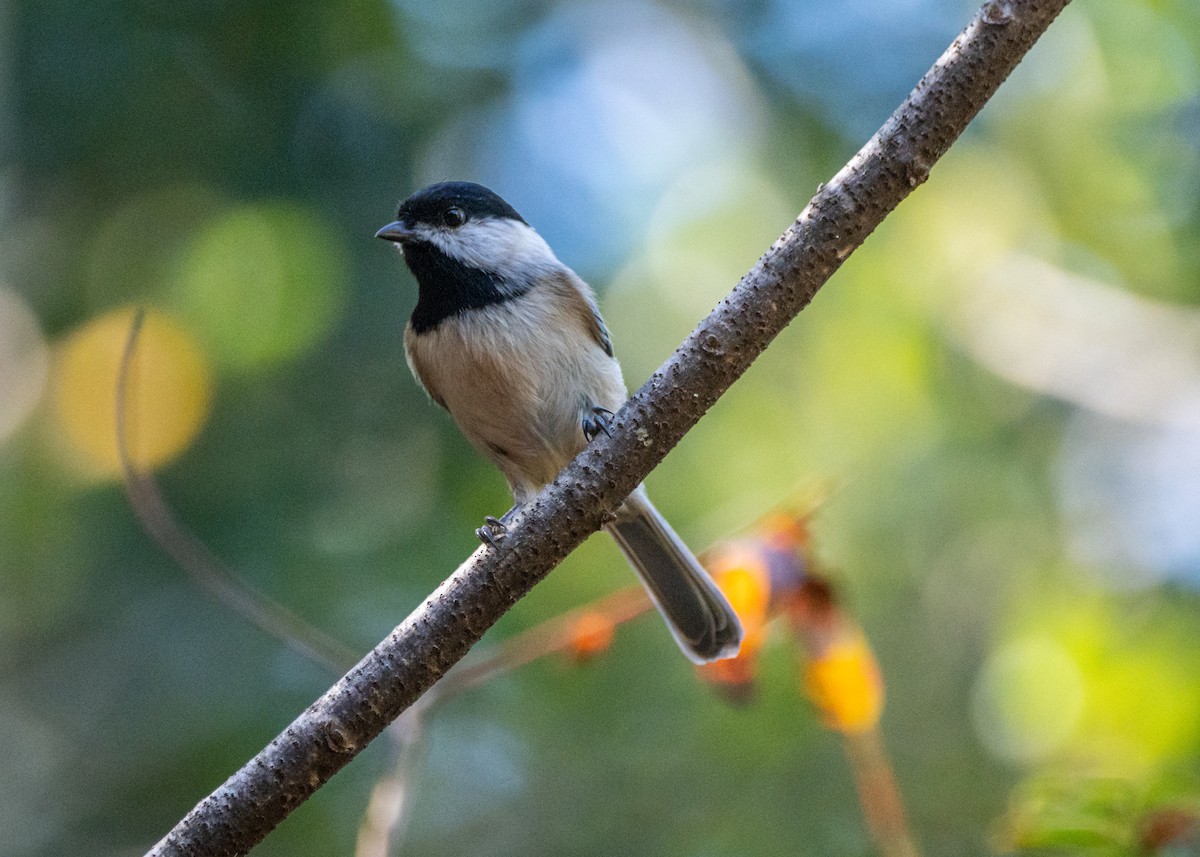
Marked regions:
[550,269,613,358]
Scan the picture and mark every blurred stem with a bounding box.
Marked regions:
[843,729,921,857]
[118,308,360,675]
[353,709,430,857]
[430,585,649,700]
[148,2,1074,854]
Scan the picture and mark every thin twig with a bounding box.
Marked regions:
[117,309,360,674]
[148,3,1073,853]
[843,730,921,857]
[430,585,649,700]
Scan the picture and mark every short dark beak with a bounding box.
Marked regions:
[375,221,415,243]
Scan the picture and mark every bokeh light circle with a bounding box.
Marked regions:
[972,636,1086,764]
[171,201,347,372]
[51,307,213,476]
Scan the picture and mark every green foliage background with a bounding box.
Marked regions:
[2,0,1199,854]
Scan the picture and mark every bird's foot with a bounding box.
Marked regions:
[476,515,509,549]
[582,406,615,443]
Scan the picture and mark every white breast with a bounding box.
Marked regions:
[405,282,627,502]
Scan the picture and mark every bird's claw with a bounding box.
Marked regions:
[477,515,508,549]
[582,406,615,443]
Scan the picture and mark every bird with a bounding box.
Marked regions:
[376,181,742,664]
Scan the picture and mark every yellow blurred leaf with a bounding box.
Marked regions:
[803,628,885,735]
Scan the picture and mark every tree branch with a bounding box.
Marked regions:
[148,1,1071,853]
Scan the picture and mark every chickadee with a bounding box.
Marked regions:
[376,181,742,664]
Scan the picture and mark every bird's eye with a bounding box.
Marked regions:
[442,207,467,228]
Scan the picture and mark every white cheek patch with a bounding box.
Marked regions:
[421,218,562,288]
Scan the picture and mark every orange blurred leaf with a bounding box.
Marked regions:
[566,610,616,662]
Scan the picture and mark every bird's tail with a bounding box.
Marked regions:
[604,488,743,664]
